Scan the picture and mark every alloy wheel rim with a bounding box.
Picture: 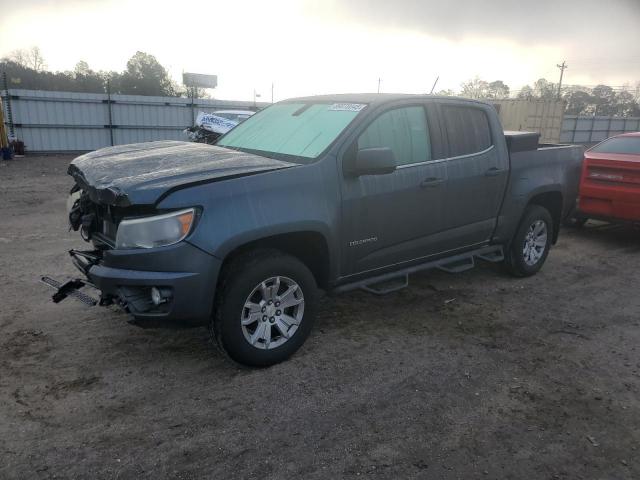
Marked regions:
[241,276,304,350]
[522,219,548,266]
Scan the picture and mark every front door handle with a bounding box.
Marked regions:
[485,167,505,177]
[420,177,444,188]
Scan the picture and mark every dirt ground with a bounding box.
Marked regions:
[1,155,639,480]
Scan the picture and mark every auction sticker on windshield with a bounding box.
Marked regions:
[328,103,367,112]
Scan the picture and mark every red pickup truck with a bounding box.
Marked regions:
[576,132,640,224]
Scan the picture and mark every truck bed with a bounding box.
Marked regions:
[491,132,584,245]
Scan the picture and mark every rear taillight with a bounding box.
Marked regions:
[586,166,640,186]
[588,171,623,182]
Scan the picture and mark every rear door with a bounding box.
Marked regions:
[339,102,449,277]
[439,103,509,247]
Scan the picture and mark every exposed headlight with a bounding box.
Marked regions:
[115,208,195,249]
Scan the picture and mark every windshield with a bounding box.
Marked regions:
[590,137,640,155]
[217,102,367,162]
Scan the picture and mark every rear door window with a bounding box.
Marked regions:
[442,106,492,157]
[590,137,640,154]
[358,106,431,166]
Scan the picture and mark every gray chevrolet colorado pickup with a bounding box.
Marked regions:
[50,94,583,366]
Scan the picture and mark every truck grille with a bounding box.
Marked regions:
[83,201,118,248]
[102,218,118,240]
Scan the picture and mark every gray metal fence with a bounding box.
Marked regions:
[6,89,640,151]
[560,115,640,145]
[1,89,268,152]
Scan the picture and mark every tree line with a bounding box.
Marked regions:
[438,77,640,116]
[1,47,183,97]
[3,47,640,116]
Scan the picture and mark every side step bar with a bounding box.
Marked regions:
[437,257,475,274]
[335,245,504,296]
[476,249,505,262]
[41,276,98,306]
[360,274,408,296]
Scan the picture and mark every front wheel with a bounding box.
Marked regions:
[504,205,554,277]
[211,250,317,366]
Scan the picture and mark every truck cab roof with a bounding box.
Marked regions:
[284,93,491,108]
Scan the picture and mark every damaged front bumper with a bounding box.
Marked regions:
[45,242,221,325]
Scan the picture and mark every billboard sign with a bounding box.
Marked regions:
[183,73,218,89]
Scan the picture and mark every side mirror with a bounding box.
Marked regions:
[347,147,397,176]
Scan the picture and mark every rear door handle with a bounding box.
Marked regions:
[420,177,444,188]
[485,167,505,177]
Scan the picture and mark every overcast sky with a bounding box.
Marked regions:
[1,0,639,101]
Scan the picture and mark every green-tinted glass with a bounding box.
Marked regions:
[358,106,430,166]
[218,103,364,160]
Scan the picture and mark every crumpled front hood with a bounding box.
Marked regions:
[68,140,295,206]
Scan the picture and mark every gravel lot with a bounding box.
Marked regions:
[1,155,639,479]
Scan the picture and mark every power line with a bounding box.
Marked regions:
[569,58,640,66]
[563,84,637,88]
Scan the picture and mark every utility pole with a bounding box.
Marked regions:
[2,71,15,140]
[377,78,381,94]
[271,83,274,104]
[106,79,114,146]
[556,61,568,100]
[190,86,197,127]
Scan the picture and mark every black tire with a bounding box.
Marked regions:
[504,205,554,277]
[211,249,317,367]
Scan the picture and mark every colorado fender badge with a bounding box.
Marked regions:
[349,237,378,247]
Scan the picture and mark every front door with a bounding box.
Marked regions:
[339,104,448,277]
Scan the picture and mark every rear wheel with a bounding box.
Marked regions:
[504,205,553,277]
[211,249,317,366]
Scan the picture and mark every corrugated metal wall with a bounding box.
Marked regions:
[1,89,267,152]
[560,115,640,145]
[7,90,638,151]
[490,99,566,144]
